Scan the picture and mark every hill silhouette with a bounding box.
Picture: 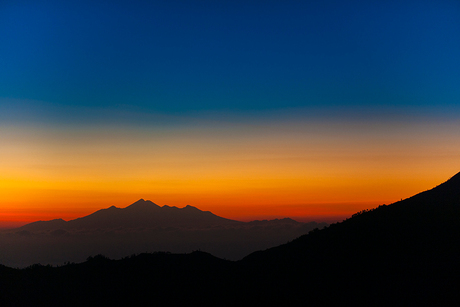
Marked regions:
[1,172,460,306]
[19,199,240,231]
[240,171,460,305]
[1,200,325,267]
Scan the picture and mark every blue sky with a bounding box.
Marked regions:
[1,0,459,121]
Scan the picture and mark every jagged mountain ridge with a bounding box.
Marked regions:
[19,199,242,230]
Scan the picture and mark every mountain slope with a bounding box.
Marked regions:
[244,171,460,263]
[240,171,460,305]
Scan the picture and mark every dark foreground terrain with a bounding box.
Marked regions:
[1,172,460,306]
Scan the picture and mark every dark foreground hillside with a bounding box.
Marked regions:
[1,173,460,306]
[241,172,460,305]
[0,251,238,307]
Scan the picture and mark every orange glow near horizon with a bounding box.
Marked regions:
[1,118,460,227]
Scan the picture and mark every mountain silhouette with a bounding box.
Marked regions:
[240,171,460,305]
[244,171,460,262]
[19,199,241,231]
[3,199,325,267]
[2,172,459,306]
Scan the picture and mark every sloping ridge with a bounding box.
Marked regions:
[19,199,240,230]
[393,171,460,209]
[240,172,460,304]
[244,171,460,259]
[17,218,67,231]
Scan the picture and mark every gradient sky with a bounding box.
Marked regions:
[1,0,460,226]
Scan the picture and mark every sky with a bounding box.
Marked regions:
[1,0,460,227]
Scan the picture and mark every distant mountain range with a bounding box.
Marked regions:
[1,172,459,306]
[19,199,241,231]
[1,200,326,267]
